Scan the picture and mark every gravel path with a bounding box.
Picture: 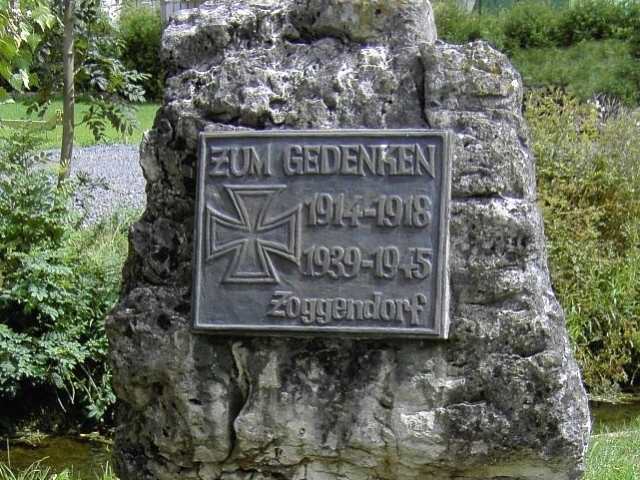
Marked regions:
[47,144,146,223]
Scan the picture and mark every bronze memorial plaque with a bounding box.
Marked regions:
[193,130,451,337]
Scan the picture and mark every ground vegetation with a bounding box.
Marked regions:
[434,0,640,104]
[0,131,136,432]
[116,3,163,101]
[526,90,640,395]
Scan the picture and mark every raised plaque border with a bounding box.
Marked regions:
[192,129,451,339]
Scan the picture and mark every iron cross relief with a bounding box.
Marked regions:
[205,185,302,283]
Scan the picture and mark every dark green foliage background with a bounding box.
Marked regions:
[117,4,164,101]
[434,0,640,105]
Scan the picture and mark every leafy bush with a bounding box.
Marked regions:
[555,0,630,45]
[433,1,506,49]
[117,4,164,101]
[0,135,71,255]
[627,3,640,58]
[501,0,561,50]
[512,40,640,105]
[434,0,640,105]
[0,131,134,429]
[0,0,56,100]
[527,90,640,394]
[436,0,568,53]
[435,0,640,50]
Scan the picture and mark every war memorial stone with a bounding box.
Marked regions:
[106,1,591,479]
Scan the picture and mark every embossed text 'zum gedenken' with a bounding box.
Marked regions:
[208,143,436,177]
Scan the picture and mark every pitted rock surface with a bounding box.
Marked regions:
[106,1,590,479]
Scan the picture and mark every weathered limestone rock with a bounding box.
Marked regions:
[106,1,591,479]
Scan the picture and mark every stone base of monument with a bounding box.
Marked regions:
[107,1,590,479]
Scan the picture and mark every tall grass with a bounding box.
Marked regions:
[0,461,117,480]
[0,461,60,480]
[527,90,640,394]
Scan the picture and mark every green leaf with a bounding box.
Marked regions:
[0,38,18,62]
[32,3,56,31]
[14,50,33,70]
[19,68,30,89]
[28,71,39,88]
[8,72,25,90]
[0,63,13,84]
[26,32,41,51]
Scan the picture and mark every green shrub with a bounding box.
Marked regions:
[0,136,71,254]
[435,0,640,49]
[627,2,640,58]
[501,0,560,50]
[512,40,640,105]
[527,90,640,394]
[556,0,630,45]
[433,1,506,50]
[0,131,134,428]
[117,4,164,100]
[434,0,640,105]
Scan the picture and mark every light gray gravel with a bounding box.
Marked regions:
[47,144,146,223]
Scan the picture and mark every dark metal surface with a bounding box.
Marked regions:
[193,130,451,337]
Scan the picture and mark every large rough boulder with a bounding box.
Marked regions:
[106,1,591,479]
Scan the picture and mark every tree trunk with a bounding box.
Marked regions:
[59,0,74,183]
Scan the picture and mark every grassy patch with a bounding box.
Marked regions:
[0,425,638,480]
[512,40,640,104]
[0,461,116,480]
[0,101,158,149]
[586,422,640,479]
